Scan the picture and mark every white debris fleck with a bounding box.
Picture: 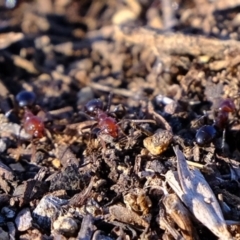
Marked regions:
[15,208,32,232]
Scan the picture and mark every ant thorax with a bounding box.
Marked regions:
[96,109,118,138]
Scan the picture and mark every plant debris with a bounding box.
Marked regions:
[1,0,240,239]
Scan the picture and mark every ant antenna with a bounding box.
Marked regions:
[106,92,113,112]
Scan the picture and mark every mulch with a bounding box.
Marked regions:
[0,0,240,239]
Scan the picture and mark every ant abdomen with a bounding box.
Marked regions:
[98,116,118,138]
[23,110,45,138]
[195,86,236,147]
[195,125,217,146]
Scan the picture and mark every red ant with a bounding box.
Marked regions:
[2,90,48,162]
[195,85,236,149]
[15,90,46,139]
[83,98,156,146]
[84,98,119,139]
[214,98,236,129]
[3,90,46,140]
[23,109,45,139]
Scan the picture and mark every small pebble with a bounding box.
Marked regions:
[53,216,78,237]
[143,129,173,155]
[1,207,15,219]
[0,214,5,225]
[74,59,93,71]
[15,208,32,232]
[77,86,94,105]
[5,0,17,9]
[9,163,25,172]
[0,139,7,152]
[6,222,16,240]
[0,227,9,240]
[0,120,31,140]
[155,94,174,105]
[33,196,68,230]
[92,230,114,240]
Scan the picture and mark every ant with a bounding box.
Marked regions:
[2,90,48,162]
[3,90,47,141]
[195,94,236,148]
[15,91,46,139]
[84,98,118,139]
[83,97,156,147]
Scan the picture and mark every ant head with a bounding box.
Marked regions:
[218,98,236,113]
[16,91,36,108]
[112,104,126,119]
[84,99,103,116]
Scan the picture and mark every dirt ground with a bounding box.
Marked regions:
[1,0,240,239]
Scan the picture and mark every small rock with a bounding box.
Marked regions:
[15,208,32,231]
[112,8,140,24]
[73,59,93,71]
[49,165,85,191]
[0,227,9,240]
[143,129,173,155]
[1,207,15,219]
[77,86,94,105]
[51,231,68,240]
[18,229,44,240]
[0,139,7,152]
[92,230,114,240]
[0,214,5,225]
[6,222,16,239]
[33,196,68,230]
[9,163,25,172]
[53,216,78,237]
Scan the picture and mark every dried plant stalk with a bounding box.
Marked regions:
[109,205,149,228]
[113,26,240,60]
[165,146,232,240]
[163,193,197,240]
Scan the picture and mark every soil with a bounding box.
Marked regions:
[0,0,240,239]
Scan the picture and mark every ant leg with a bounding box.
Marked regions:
[196,113,209,126]
[89,123,98,140]
[127,119,156,125]
[116,121,128,137]
[12,125,25,161]
[117,119,156,128]
[30,140,37,163]
[44,128,53,141]
[85,123,102,149]
[117,119,156,137]
[221,128,226,151]
[5,109,19,123]
[98,135,107,154]
[5,108,14,118]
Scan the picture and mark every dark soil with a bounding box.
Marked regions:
[0,0,240,239]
